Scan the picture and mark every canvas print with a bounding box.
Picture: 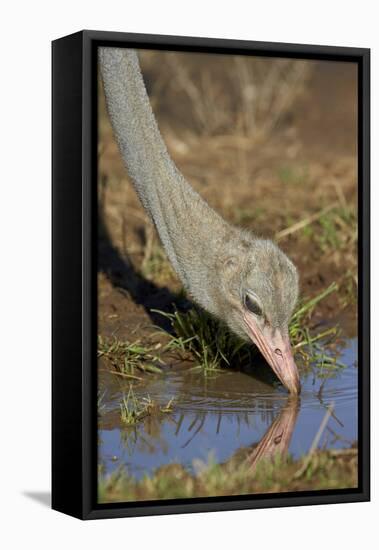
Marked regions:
[97,47,358,504]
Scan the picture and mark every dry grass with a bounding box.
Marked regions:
[140,50,311,141]
[98,335,164,378]
[98,446,357,503]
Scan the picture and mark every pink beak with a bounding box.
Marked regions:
[244,313,301,395]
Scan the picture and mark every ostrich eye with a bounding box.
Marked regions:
[244,294,263,317]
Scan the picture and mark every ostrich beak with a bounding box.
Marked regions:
[244,314,301,394]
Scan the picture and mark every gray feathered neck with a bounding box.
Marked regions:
[99,47,246,314]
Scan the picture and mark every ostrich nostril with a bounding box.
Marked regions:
[275,348,283,357]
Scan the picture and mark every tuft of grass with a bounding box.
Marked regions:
[316,206,357,253]
[98,446,357,503]
[119,386,153,425]
[98,335,164,378]
[152,282,344,376]
[119,385,175,426]
[289,282,345,371]
[152,307,255,375]
[286,282,346,372]
[277,203,356,251]
[339,269,358,309]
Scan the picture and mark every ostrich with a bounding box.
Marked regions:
[99,48,301,394]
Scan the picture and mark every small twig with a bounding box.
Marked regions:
[123,205,149,224]
[292,327,338,350]
[142,222,155,270]
[328,448,357,458]
[293,402,335,479]
[275,202,339,241]
[331,176,348,209]
[109,371,143,381]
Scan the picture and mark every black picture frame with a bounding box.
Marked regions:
[52,30,370,520]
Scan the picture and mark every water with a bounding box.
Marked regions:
[98,338,357,479]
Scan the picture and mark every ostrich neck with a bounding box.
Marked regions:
[99,48,234,312]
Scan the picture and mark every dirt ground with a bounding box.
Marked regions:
[97,52,358,344]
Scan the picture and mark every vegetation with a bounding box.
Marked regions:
[276,201,357,309]
[98,335,164,379]
[316,206,357,254]
[98,283,346,379]
[152,306,254,375]
[151,282,345,376]
[140,52,310,140]
[119,385,174,426]
[98,446,357,503]
[289,282,346,373]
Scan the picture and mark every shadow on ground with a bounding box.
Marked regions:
[23,491,51,508]
[98,212,192,331]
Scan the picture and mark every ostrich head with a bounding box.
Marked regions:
[215,236,301,394]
